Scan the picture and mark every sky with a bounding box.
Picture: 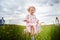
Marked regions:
[0,0,60,25]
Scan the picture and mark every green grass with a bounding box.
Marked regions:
[0,24,60,40]
[36,24,60,40]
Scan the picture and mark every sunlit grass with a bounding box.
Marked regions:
[0,24,60,40]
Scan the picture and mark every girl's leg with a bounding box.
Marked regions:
[30,26,34,36]
[30,26,35,40]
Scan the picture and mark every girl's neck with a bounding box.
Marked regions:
[30,14,34,16]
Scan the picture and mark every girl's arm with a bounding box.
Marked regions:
[24,15,30,23]
[36,19,41,26]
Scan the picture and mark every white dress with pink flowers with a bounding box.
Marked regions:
[25,14,41,34]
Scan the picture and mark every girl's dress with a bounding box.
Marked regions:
[25,14,41,34]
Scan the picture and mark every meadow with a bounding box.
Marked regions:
[0,24,60,40]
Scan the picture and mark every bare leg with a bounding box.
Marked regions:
[30,26,35,40]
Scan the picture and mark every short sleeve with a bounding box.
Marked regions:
[25,15,29,20]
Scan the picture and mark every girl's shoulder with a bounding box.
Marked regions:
[26,15,30,17]
[34,15,36,17]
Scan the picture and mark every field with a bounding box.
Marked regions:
[0,24,60,40]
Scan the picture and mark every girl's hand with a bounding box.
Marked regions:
[36,20,39,24]
[26,20,29,23]
[24,20,29,23]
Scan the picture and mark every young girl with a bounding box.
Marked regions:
[24,6,41,40]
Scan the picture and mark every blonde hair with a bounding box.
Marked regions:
[28,6,36,11]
